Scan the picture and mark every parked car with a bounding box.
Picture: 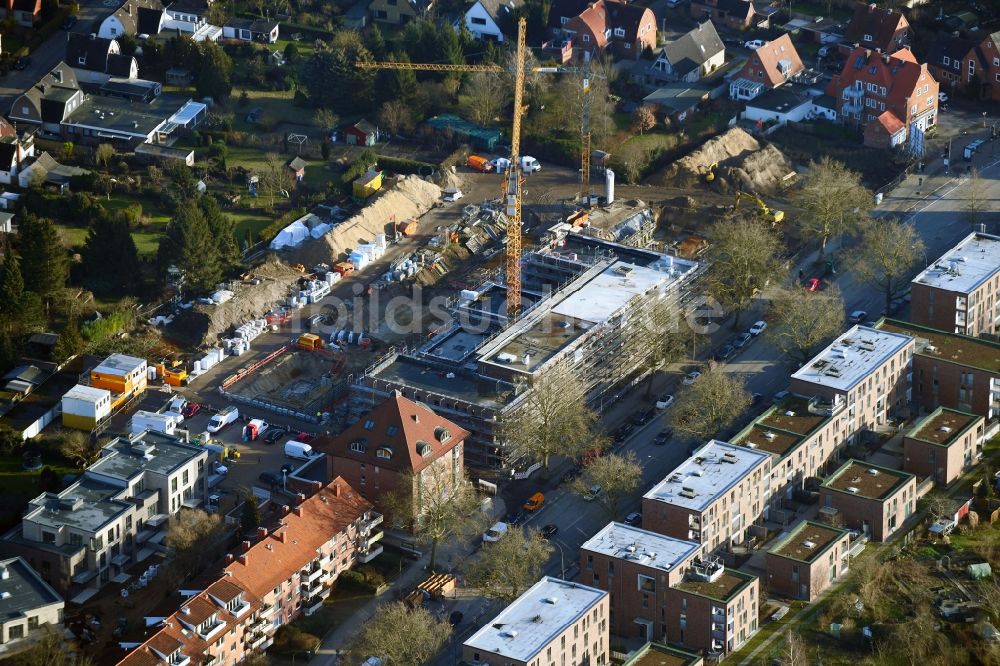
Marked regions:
[542,524,559,539]
[523,492,545,511]
[442,188,464,202]
[750,393,763,406]
[449,611,464,626]
[505,510,526,526]
[631,409,654,426]
[294,432,314,443]
[734,332,753,349]
[772,389,790,403]
[258,471,283,486]
[483,522,508,543]
[744,39,764,49]
[716,344,735,361]
[614,423,635,443]
[583,485,602,501]
[180,402,201,419]
[264,427,287,445]
[849,310,867,324]
[14,57,30,71]
[624,511,642,526]
[682,370,701,385]
[655,394,675,410]
[749,320,767,336]
[654,428,673,445]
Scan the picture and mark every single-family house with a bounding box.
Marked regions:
[162,0,221,40]
[344,119,377,146]
[222,17,279,43]
[67,33,139,85]
[9,63,85,134]
[843,2,909,53]
[0,132,36,185]
[17,151,88,189]
[97,0,164,39]
[926,31,1000,102]
[287,156,306,182]
[826,47,938,149]
[9,0,41,27]
[690,0,755,31]
[463,0,523,43]
[643,21,724,86]
[561,0,657,60]
[369,0,434,25]
[729,34,804,100]
[547,0,589,38]
[742,88,822,128]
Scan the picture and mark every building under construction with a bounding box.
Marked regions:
[349,229,701,470]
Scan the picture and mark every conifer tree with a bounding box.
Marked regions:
[17,214,68,302]
[81,214,140,296]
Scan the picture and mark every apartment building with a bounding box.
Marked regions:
[877,319,1000,420]
[642,441,772,556]
[766,520,851,601]
[819,460,916,542]
[0,557,64,655]
[789,325,914,440]
[1,431,208,601]
[666,564,758,657]
[910,232,1000,337]
[118,478,379,665]
[463,577,610,666]
[728,34,804,101]
[843,2,909,53]
[312,394,467,523]
[826,47,938,149]
[902,407,983,487]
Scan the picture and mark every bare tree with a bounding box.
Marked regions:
[623,290,698,398]
[166,509,224,584]
[856,218,924,314]
[631,105,656,135]
[378,100,414,135]
[94,143,116,168]
[705,215,786,329]
[498,366,604,476]
[766,285,846,364]
[313,108,339,133]
[778,631,810,666]
[466,528,553,603]
[963,167,988,230]
[796,157,873,260]
[258,153,291,210]
[55,430,100,468]
[384,467,486,572]
[570,452,642,520]
[346,602,451,666]
[462,71,506,126]
[670,367,751,440]
[13,626,95,666]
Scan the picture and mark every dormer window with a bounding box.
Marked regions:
[613,27,625,38]
[376,446,393,459]
[386,425,398,437]
[434,426,451,443]
[416,441,432,457]
[863,33,873,42]
[350,439,368,454]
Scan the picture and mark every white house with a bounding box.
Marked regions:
[742,88,838,129]
[97,0,165,39]
[644,21,725,86]
[0,134,35,185]
[463,0,523,42]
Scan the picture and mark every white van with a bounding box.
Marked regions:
[284,440,314,460]
[206,406,239,433]
[520,156,541,173]
[483,521,508,543]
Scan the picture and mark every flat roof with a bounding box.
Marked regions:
[769,520,849,563]
[92,353,146,376]
[624,643,703,666]
[912,232,1000,295]
[63,95,191,138]
[878,319,1000,373]
[790,325,913,393]
[675,569,756,602]
[905,407,981,448]
[63,384,111,403]
[822,459,914,501]
[89,431,206,481]
[644,440,771,512]
[168,99,206,126]
[581,523,700,573]
[25,477,132,533]
[748,87,811,113]
[733,396,832,458]
[464,577,606,662]
[370,355,514,407]
[0,557,62,616]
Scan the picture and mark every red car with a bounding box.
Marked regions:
[181,402,201,418]
[295,432,315,443]
[805,278,822,292]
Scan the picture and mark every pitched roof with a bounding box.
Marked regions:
[659,20,724,77]
[547,0,590,29]
[875,109,904,135]
[136,5,163,34]
[744,33,804,86]
[109,0,164,35]
[287,156,307,171]
[477,0,524,22]
[224,478,372,598]
[926,34,980,69]
[16,62,80,115]
[106,54,135,77]
[828,46,929,110]
[314,395,469,475]
[604,0,649,38]
[0,118,16,138]
[351,119,376,135]
[844,2,908,51]
[575,2,609,48]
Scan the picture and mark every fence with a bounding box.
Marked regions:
[512,461,542,480]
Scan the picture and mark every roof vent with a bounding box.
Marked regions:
[803,540,816,549]
[543,597,559,605]
[939,426,952,433]
[847,486,859,494]
[181,607,191,615]
[764,431,776,441]
[745,442,758,449]
[867,468,879,476]
[501,629,519,638]
[785,411,796,417]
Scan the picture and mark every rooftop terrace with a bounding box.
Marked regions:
[790,325,914,393]
[89,431,206,481]
[911,232,1000,295]
[822,460,913,501]
[878,319,1000,373]
[675,569,756,602]
[624,643,703,666]
[905,408,980,447]
[769,520,848,563]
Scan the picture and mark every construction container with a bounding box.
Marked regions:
[61,384,112,430]
[352,170,382,199]
[130,410,180,436]
[333,262,355,276]
[298,333,324,351]
[397,219,418,236]
[91,354,148,406]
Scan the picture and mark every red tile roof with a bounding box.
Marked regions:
[875,110,904,135]
[224,478,372,599]
[314,395,469,476]
[827,47,933,113]
[576,2,609,48]
[844,2,908,52]
[741,34,804,87]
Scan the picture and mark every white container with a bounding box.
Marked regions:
[376,233,387,248]
[193,360,203,373]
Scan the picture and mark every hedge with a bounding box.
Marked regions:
[277,19,336,42]
[376,155,434,176]
[258,206,307,243]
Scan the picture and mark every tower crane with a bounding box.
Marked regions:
[356,18,529,317]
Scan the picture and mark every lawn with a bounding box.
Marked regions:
[0,453,76,497]
[623,131,680,153]
[231,90,317,133]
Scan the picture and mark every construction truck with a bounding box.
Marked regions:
[733,191,784,227]
[705,162,717,182]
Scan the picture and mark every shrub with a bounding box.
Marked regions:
[257,207,307,243]
[376,155,434,176]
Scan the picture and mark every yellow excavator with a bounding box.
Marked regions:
[734,191,784,227]
[705,162,717,182]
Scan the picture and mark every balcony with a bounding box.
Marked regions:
[956,312,967,326]
[358,528,384,552]
[72,568,98,584]
[843,87,863,99]
[956,298,967,311]
[359,512,383,534]
[248,617,271,634]
[301,579,323,597]
[303,596,324,616]
[843,102,862,115]
[302,567,323,584]
[248,631,268,651]
[358,544,383,563]
[258,603,276,617]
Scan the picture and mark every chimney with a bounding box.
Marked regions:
[240,540,251,553]
[276,530,286,543]
[312,481,322,491]
[280,504,290,516]
[332,482,341,497]
[256,526,268,539]
[224,554,234,565]
[294,493,306,506]
[237,553,248,565]
[412,414,419,423]
[292,506,303,517]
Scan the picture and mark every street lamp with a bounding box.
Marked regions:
[551,539,567,579]
[291,650,313,666]
[984,111,988,128]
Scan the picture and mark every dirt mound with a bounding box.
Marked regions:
[165,261,302,348]
[434,166,465,191]
[717,144,794,194]
[284,175,442,267]
[655,128,761,184]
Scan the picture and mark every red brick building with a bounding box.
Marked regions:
[560,0,657,60]
[902,407,983,487]
[843,2,909,53]
[728,34,804,100]
[766,520,851,601]
[826,47,938,149]
[820,460,916,542]
[312,394,467,523]
[690,0,755,31]
[925,31,1000,102]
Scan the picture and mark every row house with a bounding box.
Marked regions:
[909,232,1000,338]
[766,520,851,601]
[826,47,938,149]
[926,31,1000,102]
[1,431,208,601]
[117,478,379,665]
[843,2,909,53]
[789,325,915,439]
[820,460,916,542]
[642,440,772,556]
[728,34,804,101]
[463,577,610,666]
[551,0,656,61]
[902,407,984,486]
[0,557,64,655]
[580,522,760,657]
[878,319,1000,421]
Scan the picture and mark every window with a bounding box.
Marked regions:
[171,478,178,493]
[943,56,951,66]
[21,106,28,116]
[70,533,82,547]
[363,419,375,431]
[471,16,486,25]
[625,42,631,48]
[863,33,873,42]
[183,470,189,485]
[350,439,368,453]
[613,27,625,38]
[970,60,976,76]
[582,34,590,42]
[42,531,55,544]
[386,425,398,437]
[9,625,23,640]
[638,574,655,592]
[27,616,38,630]
[995,57,1000,67]
[376,447,392,459]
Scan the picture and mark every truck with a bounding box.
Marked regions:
[207,406,239,433]
[130,410,181,436]
[284,440,314,460]
[466,155,493,172]
[243,418,269,441]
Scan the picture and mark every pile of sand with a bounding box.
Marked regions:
[165,261,302,348]
[718,144,794,194]
[435,166,466,191]
[285,175,443,267]
[657,128,761,184]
